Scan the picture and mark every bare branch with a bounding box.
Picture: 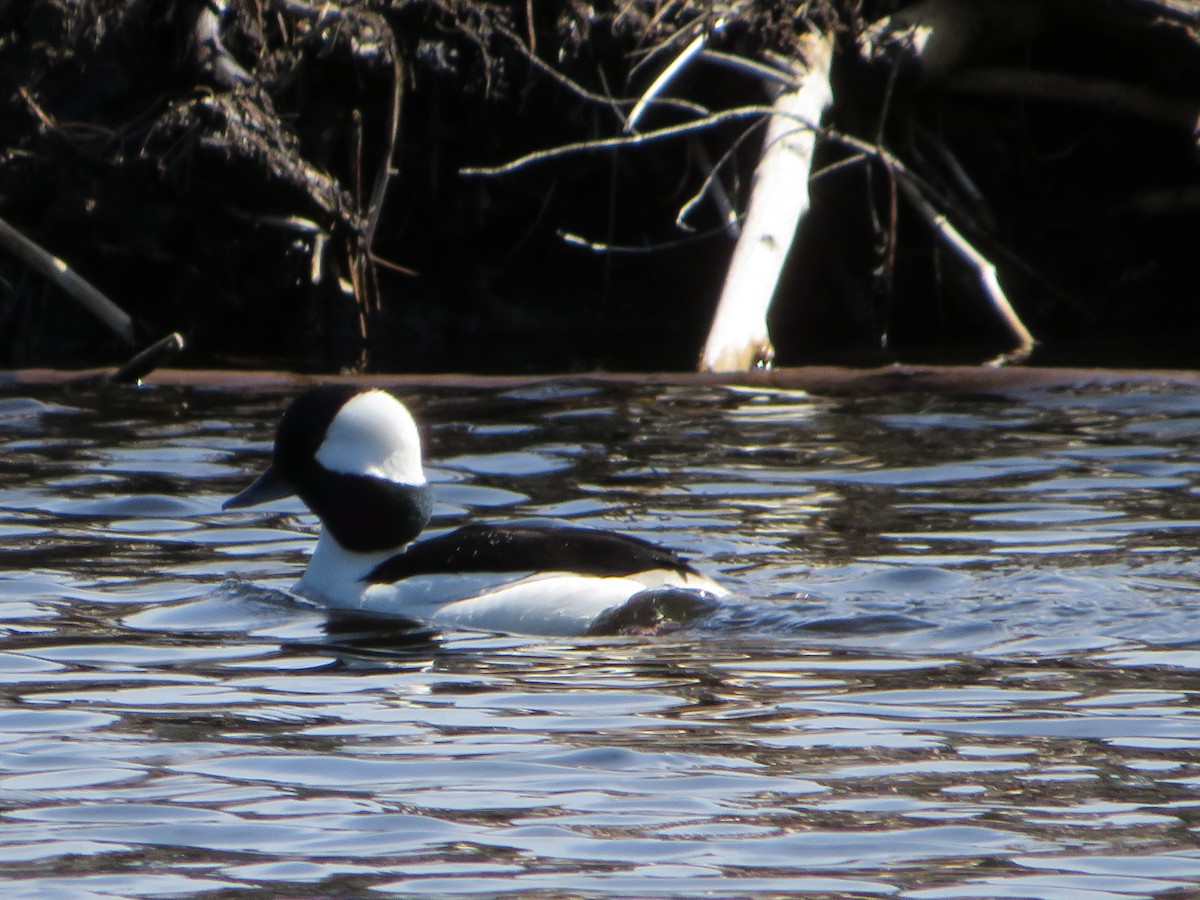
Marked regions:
[491,21,708,123]
[560,223,734,254]
[826,129,1034,363]
[700,50,799,89]
[460,105,775,177]
[0,215,136,346]
[363,39,403,247]
[894,175,1034,364]
[627,31,709,133]
[676,124,766,234]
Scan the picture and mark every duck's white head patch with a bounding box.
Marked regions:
[315,390,426,485]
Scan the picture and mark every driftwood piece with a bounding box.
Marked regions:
[0,214,136,346]
[698,32,834,373]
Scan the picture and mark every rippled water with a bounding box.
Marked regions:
[2,379,1200,898]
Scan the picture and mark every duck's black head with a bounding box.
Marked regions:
[224,387,433,552]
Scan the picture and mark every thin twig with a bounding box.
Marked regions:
[363,47,403,247]
[223,210,324,233]
[492,21,710,122]
[681,136,740,238]
[352,108,364,217]
[461,105,776,176]
[369,252,417,276]
[493,22,625,121]
[343,236,369,371]
[676,122,767,234]
[699,50,798,89]
[912,124,996,233]
[18,86,55,129]
[810,151,870,181]
[899,175,1034,363]
[524,0,536,54]
[872,52,904,288]
[875,52,902,147]
[560,222,736,254]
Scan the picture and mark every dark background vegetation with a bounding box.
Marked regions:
[1,0,1198,373]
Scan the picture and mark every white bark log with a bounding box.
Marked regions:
[699,31,833,373]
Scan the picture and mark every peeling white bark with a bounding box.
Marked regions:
[699,32,833,373]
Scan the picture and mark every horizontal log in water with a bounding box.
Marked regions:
[5,365,1200,399]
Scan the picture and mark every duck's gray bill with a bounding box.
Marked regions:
[223,464,295,510]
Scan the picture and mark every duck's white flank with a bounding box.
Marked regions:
[295,529,727,636]
[314,390,426,485]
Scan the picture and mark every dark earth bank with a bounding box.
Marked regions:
[2,0,1199,372]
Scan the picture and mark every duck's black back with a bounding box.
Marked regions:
[366,524,692,583]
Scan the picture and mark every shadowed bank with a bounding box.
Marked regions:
[2,0,1198,372]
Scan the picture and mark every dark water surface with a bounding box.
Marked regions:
[2,380,1200,898]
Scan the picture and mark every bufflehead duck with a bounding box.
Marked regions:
[224,387,727,635]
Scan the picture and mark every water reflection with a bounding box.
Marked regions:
[0,381,1199,895]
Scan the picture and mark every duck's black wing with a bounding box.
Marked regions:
[365,523,692,584]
